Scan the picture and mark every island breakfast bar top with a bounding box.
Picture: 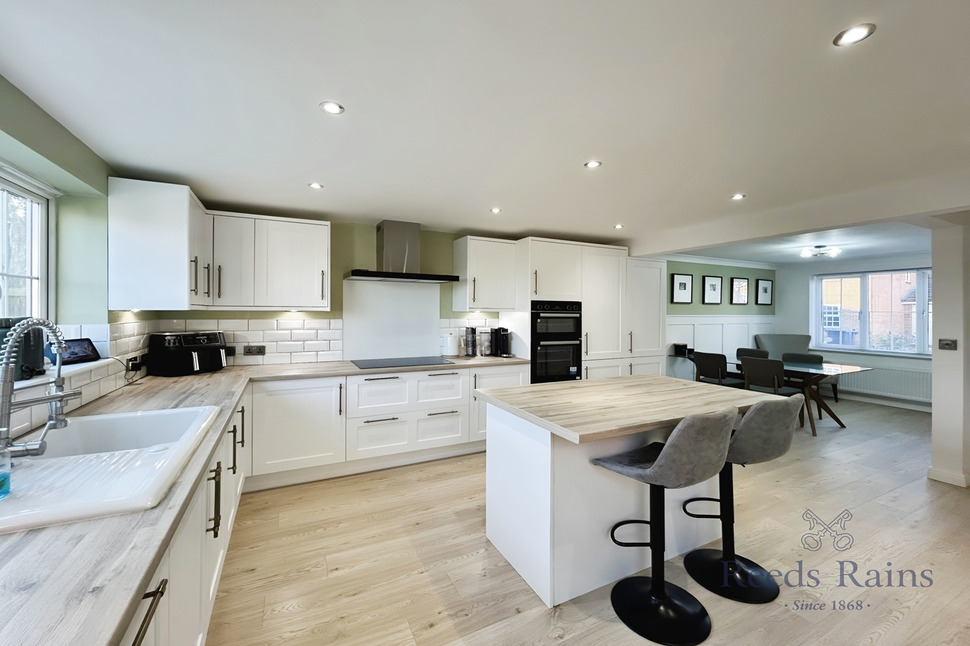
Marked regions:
[476,374,784,444]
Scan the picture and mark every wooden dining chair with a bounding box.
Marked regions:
[739,356,808,432]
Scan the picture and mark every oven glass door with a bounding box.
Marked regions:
[533,313,581,337]
[533,340,582,382]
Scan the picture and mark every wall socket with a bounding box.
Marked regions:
[243,345,266,356]
[938,339,958,351]
[126,354,146,371]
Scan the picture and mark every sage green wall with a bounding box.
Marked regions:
[667,260,775,315]
[57,195,108,323]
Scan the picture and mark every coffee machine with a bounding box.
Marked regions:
[490,327,513,357]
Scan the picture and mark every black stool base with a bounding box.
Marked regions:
[610,576,711,646]
[683,549,780,604]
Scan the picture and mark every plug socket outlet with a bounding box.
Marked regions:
[243,345,266,356]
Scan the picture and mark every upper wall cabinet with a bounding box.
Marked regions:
[515,238,584,306]
[453,236,516,312]
[108,178,331,311]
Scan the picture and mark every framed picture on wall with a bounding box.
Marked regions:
[756,278,773,305]
[730,277,749,305]
[702,275,722,304]
[671,273,693,304]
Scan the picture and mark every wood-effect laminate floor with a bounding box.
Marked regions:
[206,400,970,646]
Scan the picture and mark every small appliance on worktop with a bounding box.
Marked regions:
[147,331,228,377]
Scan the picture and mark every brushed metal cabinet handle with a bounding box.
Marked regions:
[217,265,223,299]
[190,256,199,295]
[629,331,633,353]
[203,263,212,297]
[427,410,459,417]
[206,461,222,539]
[364,416,400,424]
[534,269,538,295]
[237,405,246,448]
[338,382,343,416]
[428,371,459,376]
[364,376,400,381]
[584,332,589,356]
[472,277,476,303]
[131,578,168,646]
[321,270,326,300]
[629,363,633,375]
[228,425,238,475]
[584,366,589,379]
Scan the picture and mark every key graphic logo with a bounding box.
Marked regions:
[801,508,853,551]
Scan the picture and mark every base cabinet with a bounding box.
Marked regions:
[471,365,530,437]
[346,406,469,460]
[584,357,665,379]
[120,555,170,646]
[252,378,345,475]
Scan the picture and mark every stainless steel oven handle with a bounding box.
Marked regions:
[538,340,581,346]
[536,312,581,318]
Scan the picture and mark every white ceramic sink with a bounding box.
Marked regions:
[0,406,219,534]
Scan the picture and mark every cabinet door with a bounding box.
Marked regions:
[471,365,529,437]
[455,238,516,311]
[252,377,345,474]
[531,241,583,301]
[254,219,331,309]
[582,247,626,361]
[229,384,253,500]
[168,477,205,646]
[626,258,666,356]
[583,358,626,380]
[120,553,170,646]
[189,200,213,307]
[202,434,231,632]
[212,215,255,307]
[630,356,664,376]
[413,370,468,410]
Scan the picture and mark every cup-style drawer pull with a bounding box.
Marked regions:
[364,416,400,424]
[427,410,459,417]
[427,372,459,376]
[364,376,400,381]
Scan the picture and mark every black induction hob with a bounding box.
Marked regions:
[351,356,455,370]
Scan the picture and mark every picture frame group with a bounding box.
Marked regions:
[670,272,774,306]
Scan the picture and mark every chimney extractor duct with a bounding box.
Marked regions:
[345,220,459,283]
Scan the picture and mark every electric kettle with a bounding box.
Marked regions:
[442,333,460,357]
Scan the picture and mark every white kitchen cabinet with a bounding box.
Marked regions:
[254,218,331,309]
[470,364,530,437]
[167,466,206,646]
[211,213,255,307]
[346,405,469,460]
[251,377,345,475]
[228,384,252,502]
[625,258,666,357]
[347,370,469,417]
[202,431,234,635]
[582,358,627,380]
[630,356,665,375]
[582,246,627,361]
[453,236,517,311]
[108,177,212,310]
[516,238,584,306]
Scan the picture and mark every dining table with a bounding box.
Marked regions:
[732,360,871,435]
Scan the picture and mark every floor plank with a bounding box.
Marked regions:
[207,399,970,645]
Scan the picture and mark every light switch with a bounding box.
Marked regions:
[938,339,958,351]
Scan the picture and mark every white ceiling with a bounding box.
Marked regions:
[1,1,969,259]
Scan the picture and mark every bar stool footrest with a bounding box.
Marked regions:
[683,548,780,604]
[682,496,722,520]
[611,576,712,646]
[609,519,652,548]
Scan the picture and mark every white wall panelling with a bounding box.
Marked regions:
[665,315,776,360]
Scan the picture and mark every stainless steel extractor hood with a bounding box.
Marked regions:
[345,220,459,283]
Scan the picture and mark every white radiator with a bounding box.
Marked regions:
[838,368,932,403]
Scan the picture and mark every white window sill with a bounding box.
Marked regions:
[12,358,119,391]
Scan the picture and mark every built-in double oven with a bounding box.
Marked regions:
[530,300,582,383]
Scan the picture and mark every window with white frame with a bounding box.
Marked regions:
[0,176,48,318]
[812,269,932,355]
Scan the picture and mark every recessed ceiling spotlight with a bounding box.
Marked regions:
[833,23,876,47]
[308,182,324,189]
[490,207,502,214]
[584,160,602,169]
[319,101,345,114]
[614,224,624,229]
[731,193,746,200]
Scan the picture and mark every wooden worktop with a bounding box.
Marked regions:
[476,374,784,443]
[0,355,527,646]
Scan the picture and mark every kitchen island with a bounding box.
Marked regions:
[476,374,782,607]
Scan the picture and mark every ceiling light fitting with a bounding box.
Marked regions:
[731,193,746,200]
[308,182,324,189]
[800,244,842,258]
[584,160,602,169]
[614,224,623,229]
[320,101,345,114]
[490,207,502,214]
[833,23,876,47]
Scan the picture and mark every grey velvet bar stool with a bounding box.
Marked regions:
[681,395,804,604]
[591,407,738,646]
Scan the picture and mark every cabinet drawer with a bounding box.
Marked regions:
[347,406,469,460]
[347,369,469,416]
